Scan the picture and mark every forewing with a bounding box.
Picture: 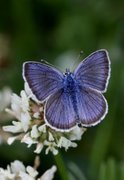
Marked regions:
[45,89,76,130]
[74,50,110,92]
[23,62,64,101]
[77,87,108,126]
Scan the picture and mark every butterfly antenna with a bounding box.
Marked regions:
[71,50,84,71]
[76,51,84,62]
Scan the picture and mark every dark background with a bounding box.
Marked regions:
[0,0,124,179]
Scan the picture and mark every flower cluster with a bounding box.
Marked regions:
[3,83,86,155]
[0,157,57,180]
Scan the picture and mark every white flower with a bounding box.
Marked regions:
[0,165,15,180]
[26,166,38,178]
[31,125,40,139]
[19,171,34,180]
[21,133,38,147]
[3,89,87,155]
[34,143,44,154]
[10,91,29,117]
[10,160,25,173]
[7,136,19,145]
[48,132,54,141]
[4,90,31,133]
[0,166,15,179]
[40,165,57,180]
[38,124,46,133]
[20,90,29,112]
[3,121,23,133]
[11,90,29,118]
[11,93,22,119]
[58,136,77,151]
[0,159,57,180]
[44,140,58,155]
[67,125,86,141]
[21,112,31,132]
[24,82,39,103]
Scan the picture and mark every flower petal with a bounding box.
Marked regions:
[34,143,44,154]
[40,165,57,180]
[26,166,38,178]
[11,160,25,173]
[21,133,38,147]
[31,125,39,139]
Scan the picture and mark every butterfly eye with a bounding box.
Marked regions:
[65,68,70,75]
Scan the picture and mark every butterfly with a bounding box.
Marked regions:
[23,49,111,131]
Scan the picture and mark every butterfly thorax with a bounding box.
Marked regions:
[63,72,77,94]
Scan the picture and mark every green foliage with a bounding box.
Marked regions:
[98,158,124,180]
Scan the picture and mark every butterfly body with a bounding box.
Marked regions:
[63,71,80,122]
[23,49,110,131]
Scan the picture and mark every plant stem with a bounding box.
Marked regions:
[54,152,69,180]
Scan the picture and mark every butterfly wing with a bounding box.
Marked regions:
[76,87,108,126]
[45,89,77,130]
[74,50,110,92]
[23,62,64,102]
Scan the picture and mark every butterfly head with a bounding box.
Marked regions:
[64,69,75,83]
[65,68,71,76]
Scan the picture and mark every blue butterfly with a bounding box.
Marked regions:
[23,49,111,131]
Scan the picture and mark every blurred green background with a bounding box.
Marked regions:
[0,0,124,179]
